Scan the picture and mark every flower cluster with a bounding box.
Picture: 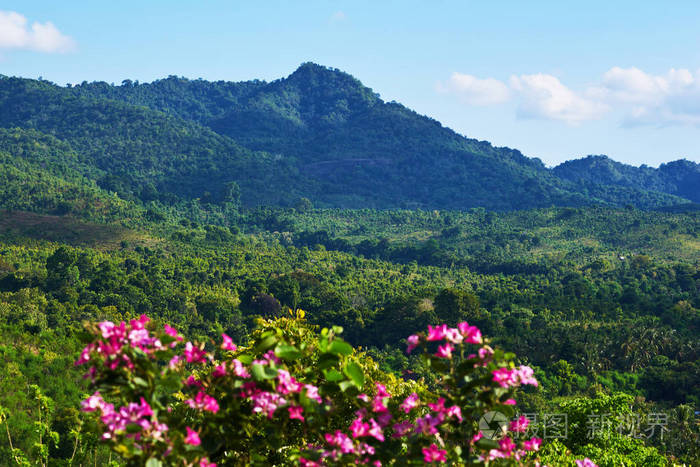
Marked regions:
[81,392,169,448]
[76,315,167,375]
[76,316,598,467]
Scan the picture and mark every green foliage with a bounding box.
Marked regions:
[0,69,694,212]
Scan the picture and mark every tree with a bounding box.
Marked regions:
[433,288,480,326]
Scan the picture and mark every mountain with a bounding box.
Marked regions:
[0,65,693,211]
[554,155,700,204]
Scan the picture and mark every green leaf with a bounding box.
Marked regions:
[274,344,301,361]
[328,339,352,356]
[338,380,355,392]
[323,369,344,382]
[476,438,500,450]
[146,458,163,467]
[343,361,365,389]
[131,376,148,387]
[255,336,278,353]
[318,353,340,370]
[251,363,278,381]
[237,354,253,364]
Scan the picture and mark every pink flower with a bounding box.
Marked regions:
[471,431,483,444]
[164,324,182,340]
[458,322,482,344]
[406,334,420,354]
[523,437,542,451]
[422,443,447,463]
[428,397,446,412]
[503,398,517,405]
[185,426,201,445]
[168,355,183,370]
[516,365,538,386]
[80,392,104,412]
[446,405,462,422]
[509,415,529,433]
[299,458,321,467]
[184,342,207,364]
[415,413,444,436]
[221,333,237,351]
[357,393,370,402]
[400,393,420,413]
[304,384,322,403]
[324,431,355,454]
[212,364,227,378]
[131,314,150,328]
[185,391,220,413]
[368,418,385,442]
[251,391,286,418]
[277,369,302,394]
[75,344,94,365]
[444,327,463,344]
[575,459,598,467]
[372,383,390,413]
[199,458,216,467]
[350,417,370,438]
[231,359,251,378]
[498,437,516,455]
[478,346,494,362]
[492,368,517,388]
[99,320,126,340]
[427,324,448,341]
[392,420,414,438]
[435,343,454,358]
[186,375,202,387]
[288,405,305,421]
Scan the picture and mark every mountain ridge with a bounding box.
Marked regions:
[0,64,695,211]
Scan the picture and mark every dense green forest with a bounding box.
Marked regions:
[0,64,698,465]
[1,201,698,464]
[1,65,698,211]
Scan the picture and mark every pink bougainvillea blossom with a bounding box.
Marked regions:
[288,405,305,421]
[400,393,420,413]
[426,324,448,341]
[406,334,420,354]
[446,405,463,422]
[185,391,220,413]
[509,415,529,433]
[184,342,208,364]
[185,427,201,446]
[221,333,237,351]
[523,437,542,451]
[212,363,227,378]
[575,459,598,467]
[435,343,454,358]
[422,443,447,463]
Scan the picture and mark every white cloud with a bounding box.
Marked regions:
[440,72,510,105]
[0,10,75,53]
[510,73,608,125]
[593,67,700,126]
[442,66,700,127]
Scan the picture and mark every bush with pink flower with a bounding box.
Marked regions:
[76,315,598,466]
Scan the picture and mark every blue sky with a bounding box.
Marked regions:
[2,1,700,167]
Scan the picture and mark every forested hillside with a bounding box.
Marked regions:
[0,65,694,211]
[554,155,700,204]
